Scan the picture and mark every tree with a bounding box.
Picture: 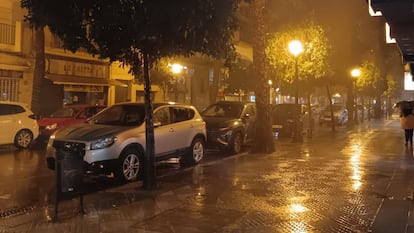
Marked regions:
[266,22,330,93]
[266,21,331,133]
[31,27,45,116]
[22,0,243,189]
[250,0,275,153]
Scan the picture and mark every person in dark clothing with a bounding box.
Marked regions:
[400,108,414,146]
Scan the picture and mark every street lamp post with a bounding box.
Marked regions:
[288,40,303,142]
[169,63,186,102]
[351,68,361,124]
[268,80,273,105]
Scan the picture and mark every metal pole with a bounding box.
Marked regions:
[354,81,358,124]
[294,57,302,142]
[295,57,299,105]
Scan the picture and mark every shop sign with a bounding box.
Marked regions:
[64,85,103,92]
[46,58,109,79]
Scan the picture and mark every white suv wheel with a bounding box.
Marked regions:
[181,138,205,166]
[117,149,142,182]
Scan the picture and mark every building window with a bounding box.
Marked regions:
[0,78,19,101]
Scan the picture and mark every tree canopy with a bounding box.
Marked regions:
[21,0,242,75]
[266,22,330,87]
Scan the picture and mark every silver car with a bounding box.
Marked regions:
[46,102,206,182]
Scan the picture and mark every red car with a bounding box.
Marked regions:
[37,104,106,142]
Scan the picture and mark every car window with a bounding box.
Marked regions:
[202,103,242,118]
[84,107,104,118]
[243,105,256,117]
[0,104,25,115]
[153,107,171,126]
[50,108,78,118]
[172,107,194,123]
[91,104,145,126]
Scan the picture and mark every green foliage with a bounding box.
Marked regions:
[265,21,331,86]
[383,74,396,98]
[21,0,243,76]
[357,60,381,97]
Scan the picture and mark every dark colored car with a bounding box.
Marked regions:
[201,101,256,154]
[318,104,348,125]
[271,104,306,139]
[37,104,106,142]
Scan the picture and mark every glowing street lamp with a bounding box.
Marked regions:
[351,68,361,78]
[170,63,185,74]
[351,68,361,124]
[168,63,187,102]
[288,40,303,105]
[288,40,304,57]
[268,80,273,104]
[288,40,303,142]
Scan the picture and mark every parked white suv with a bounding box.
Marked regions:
[46,102,207,182]
[0,101,39,149]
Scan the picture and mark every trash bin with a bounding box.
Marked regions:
[54,142,84,193]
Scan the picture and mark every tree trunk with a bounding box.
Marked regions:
[31,27,45,115]
[142,52,156,190]
[251,0,275,153]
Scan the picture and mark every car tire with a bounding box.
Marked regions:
[116,148,143,183]
[180,137,205,167]
[229,132,243,154]
[14,129,33,149]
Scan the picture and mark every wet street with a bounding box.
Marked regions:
[1,117,414,232]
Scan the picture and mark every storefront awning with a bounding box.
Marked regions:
[45,74,128,87]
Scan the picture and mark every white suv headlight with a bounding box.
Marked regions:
[90,136,117,150]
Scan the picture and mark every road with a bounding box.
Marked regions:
[0,139,231,218]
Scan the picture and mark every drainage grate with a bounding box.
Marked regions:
[0,206,35,219]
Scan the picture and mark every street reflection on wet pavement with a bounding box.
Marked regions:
[1,118,414,232]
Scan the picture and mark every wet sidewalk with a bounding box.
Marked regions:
[2,118,414,233]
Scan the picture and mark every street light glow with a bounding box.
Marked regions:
[288,40,303,57]
[170,63,186,74]
[351,68,361,78]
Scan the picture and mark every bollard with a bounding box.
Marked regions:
[53,141,85,222]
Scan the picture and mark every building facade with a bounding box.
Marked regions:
[0,0,252,114]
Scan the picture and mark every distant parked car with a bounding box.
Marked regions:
[201,101,256,154]
[319,104,348,125]
[272,104,308,139]
[0,101,39,149]
[46,102,206,182]
[37,104,106,142]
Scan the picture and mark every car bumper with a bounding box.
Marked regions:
[46,155,116,175]
[206,130,232,149]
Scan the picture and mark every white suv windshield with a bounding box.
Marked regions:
[90,104,145,126]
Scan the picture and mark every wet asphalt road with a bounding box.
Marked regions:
[1,117,414,232]
[0,136,232,215]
